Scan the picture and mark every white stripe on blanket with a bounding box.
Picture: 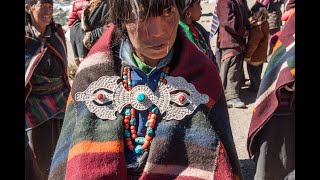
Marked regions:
[143,162,214,179]
[76,51,113,74]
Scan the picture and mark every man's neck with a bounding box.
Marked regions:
[134,52,161,67]
[31,19,46,35]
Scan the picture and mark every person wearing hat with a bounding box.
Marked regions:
[25,0,70,179]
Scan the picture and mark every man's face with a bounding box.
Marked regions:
[125,4,180,61]
[30,1,53,28]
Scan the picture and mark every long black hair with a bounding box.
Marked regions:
[183,0,200,14]
[106,0,185,43]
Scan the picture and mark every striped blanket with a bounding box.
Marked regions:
[25,22,70,129]
[49,24,242,179]
[247,11,295,157]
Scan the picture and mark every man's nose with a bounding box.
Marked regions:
[145,17,164,38]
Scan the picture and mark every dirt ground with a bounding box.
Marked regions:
[198,1,263,179]
[64,1,265,179]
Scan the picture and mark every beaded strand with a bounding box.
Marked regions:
[122,66,170,154]
[193,25,210,56]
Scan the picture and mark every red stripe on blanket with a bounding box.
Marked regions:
[140,173,206,180]
[214,142,235,180]
[65,152,127,180]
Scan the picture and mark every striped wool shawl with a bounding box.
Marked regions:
[247,11,295,157]
[49,24,242,180]
[25,22,70,129]
[25,22,68,90]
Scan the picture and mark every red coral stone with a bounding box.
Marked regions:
[178,95,185,103]
[97,93,104,100]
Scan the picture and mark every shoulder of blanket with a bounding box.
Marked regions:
[70,24,116,98]
[174,30,222,108]
[278,11,294,47]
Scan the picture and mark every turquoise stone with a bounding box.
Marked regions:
[134,145,144,154]
[124,109,131,116]
[135,137,145,145]
[128,81,132,86]
[123,75,128,80]
[130,118,136,125]
[137,93,146,102]
[152,107,159,114]
[124,130,130,138]
[147,128,154,136]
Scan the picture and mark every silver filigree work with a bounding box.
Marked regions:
[75,75,209,120]
[160,76,209,120]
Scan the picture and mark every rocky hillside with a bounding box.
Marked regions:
[53,0,72,26]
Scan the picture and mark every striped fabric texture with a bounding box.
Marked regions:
[25,22,70,130]
[49,24,242,180]
[247,11,295,157]
[256,0,284,29]
[210,1,219,39]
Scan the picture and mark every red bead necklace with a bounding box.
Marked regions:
[122,66,170,154]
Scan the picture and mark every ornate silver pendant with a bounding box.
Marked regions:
[75,76,209,120]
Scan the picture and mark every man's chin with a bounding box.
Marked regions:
[147,53,168,60]
[148,49,171,59]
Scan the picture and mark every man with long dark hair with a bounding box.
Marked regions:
[48,0,243,179]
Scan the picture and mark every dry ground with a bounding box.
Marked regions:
[198,1,266,179]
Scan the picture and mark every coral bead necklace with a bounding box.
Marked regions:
[122,66,170,154]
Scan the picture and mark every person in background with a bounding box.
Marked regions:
[25,0,70,179]
[67,0,90,81]
[68,0,89,67]
[179,0,215,63]
[247,0,295,179]
[257,0,285,56]
[69,0,109,66]
[216,0,250,108]
[244,3,269,92]
[48,0,243,179]
[67,0,90,29]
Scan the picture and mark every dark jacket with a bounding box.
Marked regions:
[70,0,108,59]
[25,14,70,128]
[217,0,250,50]
[68,0,90,27]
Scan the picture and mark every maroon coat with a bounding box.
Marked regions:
[68,0,90,27]
[217,0,250,50]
